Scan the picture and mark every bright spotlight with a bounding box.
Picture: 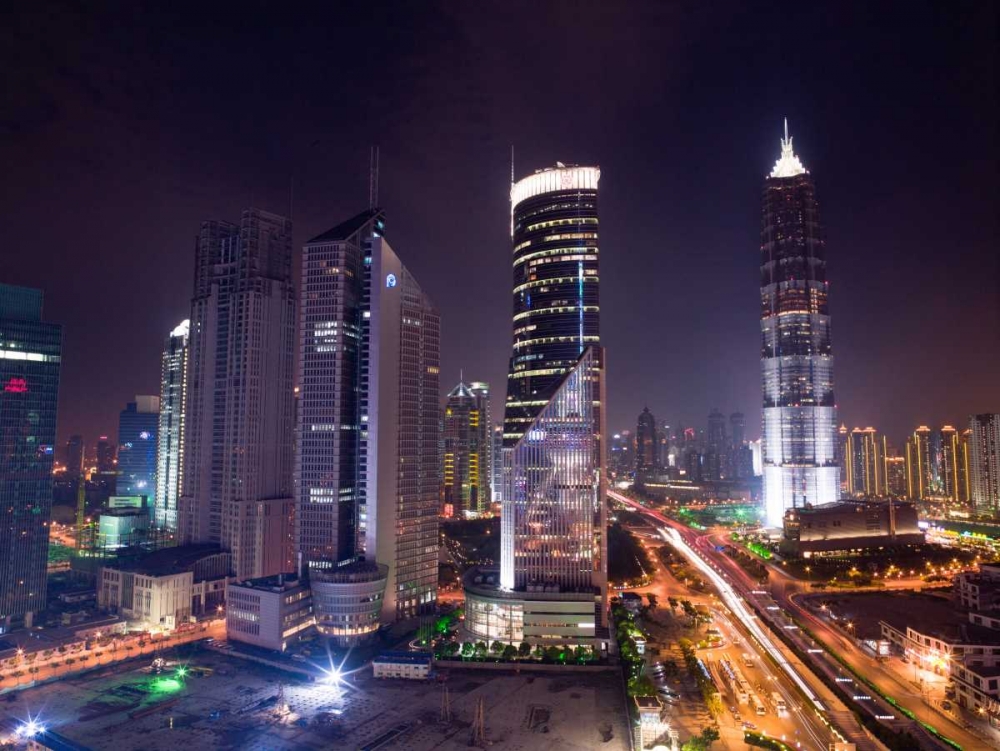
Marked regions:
[18,719,46,738]
[320,667,342,685]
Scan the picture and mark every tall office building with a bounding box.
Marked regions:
[845,427,885,497]
[706,408,727,481]
[760,122,839,527]
[491,423,503,504]
[155,320,189,533]
[885,455,908,497]
[117,396,159,503]
[296,209,440,639]
[969,414,1000,518]
[179,208,295,581]
[64,434,85,480]
[467,382,493,511]
[635,407,659,477]
[939,425,969,506]
[0,284,62,630]
[442,380,491,517]
[730,412,746,449]
[905,426,933,500]
[465,163,607,651]
[96,435,115,473]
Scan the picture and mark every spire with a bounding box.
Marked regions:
[769,118,807,178]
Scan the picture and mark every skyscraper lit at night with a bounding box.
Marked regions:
[0,284,62,630]
[970,414,1000,518]
[117,395,159,502]
[442,379,491,517]
[179,208,296,580]
[463,164,607,651]
[760,123,839,528]
[296,209,440,642]
[155,319,189,533]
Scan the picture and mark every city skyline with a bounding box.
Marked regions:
[3,3,995,447]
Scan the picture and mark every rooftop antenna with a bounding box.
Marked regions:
[510,144,515,184]
[289,177,294,222]
[369,146,380,210]
[784,117,789,144]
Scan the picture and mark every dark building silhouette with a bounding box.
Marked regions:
[636,407,659,478]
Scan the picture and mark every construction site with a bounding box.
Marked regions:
[0,648,630,750]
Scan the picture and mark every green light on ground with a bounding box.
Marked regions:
[152,677,183,693]
[175,666,188,678]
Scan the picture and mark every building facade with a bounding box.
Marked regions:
[635,407,658,481]
[760,123,839,527]
[970,414,1000,518]
[905,425,933,500]
[845,427,886,498]
[64,434,84,480]
[179,208,296,581]
[442,380,491,517]
[226,574,313,651]
[295,208,439,637]
[155,320,189,533]
[117,396,159,504]
[0,284,62,630]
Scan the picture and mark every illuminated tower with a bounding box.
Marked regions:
[0,284,62,630]
[905,426,933,500]
[498,163,607,633]
[970,414,1000,518]
[117,396,159,502]
[442,380,491,517]
[635,407,658,478]
[760,121,839,527]
[155,320,189,533]
[846,427,885,497]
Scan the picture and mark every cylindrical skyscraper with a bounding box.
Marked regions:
[502,163,601,447]
[760,122,839,527]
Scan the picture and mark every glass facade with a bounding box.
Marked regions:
[503,164,601,447]
[501,346,606,595]
[760,133,840,527]
[442,381,491,517]
[0,284,62,629]
[117,397,160,503]
[155,320,189,532]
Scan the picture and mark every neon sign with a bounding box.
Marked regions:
[386,273,397,288]
[4,378,28,393]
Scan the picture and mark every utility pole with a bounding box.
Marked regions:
[439,685,452,723]
[471,696,487,746]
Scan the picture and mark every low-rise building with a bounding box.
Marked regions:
[225,574,313,652]
[372,651,432,680]
[621,592,643,614]
[782,499,924,557]
[951,657,1000,718]
[955,565,1000,612]
[97,544,231,631]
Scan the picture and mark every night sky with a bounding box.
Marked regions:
[3,1,996,451]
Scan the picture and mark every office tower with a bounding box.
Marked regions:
[905,426,933,500]
[467,382,493,512]
[179,208,295,580]
[297,209,440,638]
[845,427,885,497]
[885,455,908,497]
[760,122,839,527]
[501,163,601,447]
[940,425,964,505]
[442,380,490,517]
[155,320,189,533]
[0,284,62,630]
[610,431,631,476]
[957,429,972,506]
[64,434,85,480]
[636,407,659,478]
[730,412,746,448]
[117,396,159,504]
[96,435,115,472]
[837,424,850,493]
[470,163,606,649]
[706,408,727,481]
[969,414,1000,518]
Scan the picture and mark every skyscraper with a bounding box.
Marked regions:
[706,408,727,481]
[117,396,159,502]
[969,414,1000,518]
[502,163,601,447]
[635,406,659,479]
[64,434,84,481]
[905,426,933,500]
[845,427,885,497]
[155,320,189,533]
[467,163,607,650]
[96,435,115,473]
[0,284,62,630]
[442,380,491,517]
[760,122,839,527]
[179,208,295,581]
[939,425,968,505]
[296,209,440,639]
[467,381,493,511]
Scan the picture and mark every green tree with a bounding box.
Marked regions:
[667,596,679,612]
[461,642,474,659]
[646,593,658,610]
[533,645,546,660]
[543,646,562,663]
[474,641,488,659]
[490,640,504,656]
[573,645,591,663]
[502,644,517,661]
[626,674,656,697]
[518,642,532,658]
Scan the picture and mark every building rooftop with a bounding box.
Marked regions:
[307,208,383,244]
[116,543,226,576]
[373,651,432,665]
[230,572,304,593]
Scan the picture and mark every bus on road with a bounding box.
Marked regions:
[750,694,767,716]
[770,692,786,713]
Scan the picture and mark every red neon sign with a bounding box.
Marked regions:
[4,378,28,393]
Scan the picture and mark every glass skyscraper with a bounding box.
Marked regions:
[117,395,160,502]
[155,320,189,533]
[760,123,839,527]
[502,164,601,447]
[442,380,491,517]
[0,284,62,630]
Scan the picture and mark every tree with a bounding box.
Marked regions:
[667,596,679,613]
[518,642,532,658]
[682,726,720,751]
[490,640,504,656]
[444,641,460,657]
[502,644,517,661]
[533,645,546,660]
[626,675,656,697]
[461,642,474,659]
[474,641,488,659]
[646,593,658,610]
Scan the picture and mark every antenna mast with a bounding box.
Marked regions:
[369,146,380,210]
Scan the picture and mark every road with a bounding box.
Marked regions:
[608,491,972,751]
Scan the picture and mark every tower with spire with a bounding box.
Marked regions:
[760,120,840,527]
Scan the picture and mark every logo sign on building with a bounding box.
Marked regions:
[4,377,28,393]
[386,273,397,288]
